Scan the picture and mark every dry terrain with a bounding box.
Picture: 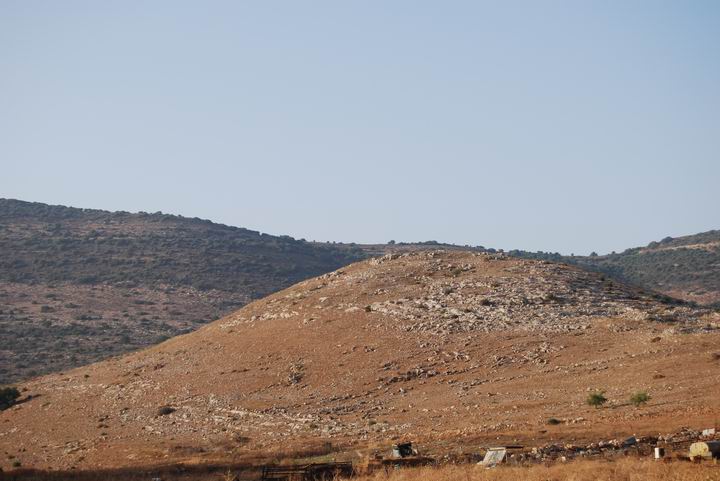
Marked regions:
[4,459,720,481]
[0,198,364,382]
[3,198,718,386]
[352,459,720,481]
[0,282,248,382]
[514,230,720,305]
[1,251,719,472]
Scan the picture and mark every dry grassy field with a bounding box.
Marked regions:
[3,459,718,481]
[354,459,720,481]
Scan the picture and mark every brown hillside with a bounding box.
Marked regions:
[0,198,364,382]
[1,251,719,471]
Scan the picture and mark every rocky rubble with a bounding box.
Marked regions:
[505,427,719,464]
[225,250,715,336]
[367,253,712,335]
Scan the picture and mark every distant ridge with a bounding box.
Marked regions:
[0,198,365,294]
[509,230,720,305]
[0,198,365,382]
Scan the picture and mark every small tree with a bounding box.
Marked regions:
[0,387,21,410]
[587,391,607,408]
[630,391,651,407]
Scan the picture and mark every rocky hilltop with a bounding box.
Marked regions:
[2,251,718,470]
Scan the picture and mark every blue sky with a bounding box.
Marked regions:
[2,1,718,254]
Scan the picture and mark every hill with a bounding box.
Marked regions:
[2,251,718,470]
[576,231,720,305]
[0,198,365,382]
[2,198,718,385]
[510,231,720,306]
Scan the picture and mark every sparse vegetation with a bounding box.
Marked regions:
[586,391,607,408]
[221,469,239,481]
[510,230,720,305]
[0,199,365,293]
[630,391,651,407]
[0,198,367,382]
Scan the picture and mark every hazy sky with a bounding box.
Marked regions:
[2,1,718,254]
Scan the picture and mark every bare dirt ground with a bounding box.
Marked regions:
[1,251,719,472]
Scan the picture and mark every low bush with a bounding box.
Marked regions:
[629,391,651,407]
[0,386,21,410]
[586,391,607,408]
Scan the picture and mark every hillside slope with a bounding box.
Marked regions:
[2,251,718,470]
[2,198,717,385]
[577,231,720,305]
[511,231,720,305]
[0,199,364,382]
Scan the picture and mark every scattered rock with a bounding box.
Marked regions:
[156,406,176,416]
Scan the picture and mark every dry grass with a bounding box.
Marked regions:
[353,459,720,481]
[5,459,720,481]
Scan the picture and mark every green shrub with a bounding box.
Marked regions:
[586,391,607,408]
[629,391,651,407]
